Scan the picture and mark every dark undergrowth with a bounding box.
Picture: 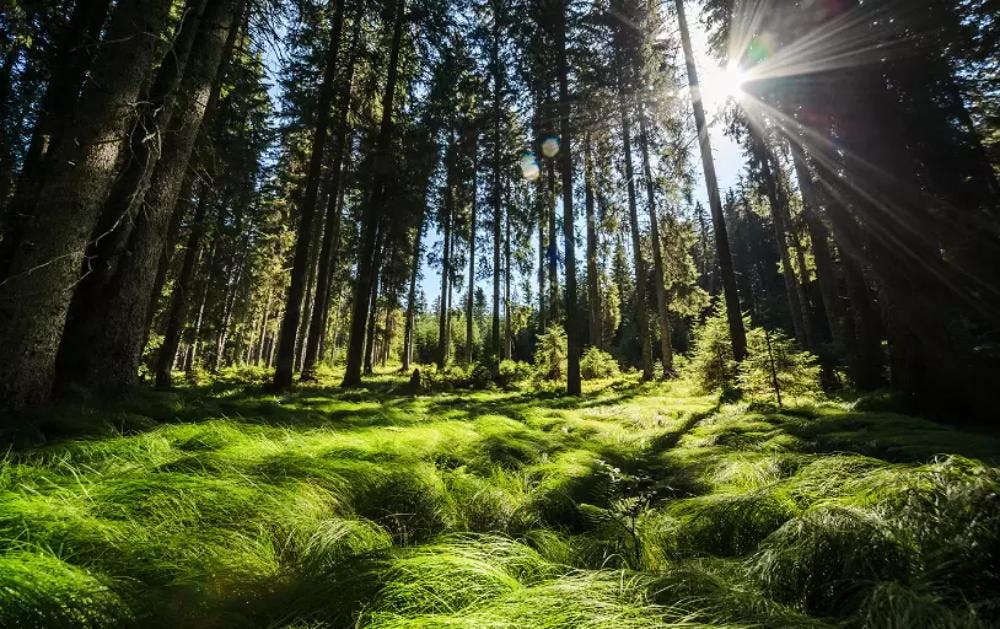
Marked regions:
[1,366,998,628]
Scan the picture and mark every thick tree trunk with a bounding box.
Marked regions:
[68,0,243,393]
[58,0,209,383]
[636,96,673,375]
[341,0,405,387]
[1,0,113,271]
[274,0,347,388]
[583,132,601,349]
[674,0,747,361]
[618,82,654,380]
[0,0,175,410]
[154,181,213,387]
[546,159,559,322]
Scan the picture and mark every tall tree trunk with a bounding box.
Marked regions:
[437,161,454,368]
[0,0,176,410]
[792,149,847,353]
[342,0,405,387]
[546,158,559,322]
[154,181,213,387]
[757,141,811,348]
[0,0,113,270]
[78,0,208,296]
[274,0,347,389]
[537,178,547,329]
[490,3,504,368]
[402,208,426,372]
[468,144,478,364]
[636,94,673,375]
[618,77,654,381]
[584,131,601,349]
[301,13,361,380]
[504,187,512,359]
[674,0,747,361]
[58,0,209,382]
[68,0,243,392]
[550,0,580,394]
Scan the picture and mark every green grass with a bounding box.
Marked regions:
[0,366,998,627]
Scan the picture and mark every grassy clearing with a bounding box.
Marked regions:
[1,367,998,627]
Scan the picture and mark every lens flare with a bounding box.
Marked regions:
[520,150,540,181]
[541,136,560,158]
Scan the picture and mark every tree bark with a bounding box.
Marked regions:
[757,139,811,348]
[618,77,654,380]
[69,0,243,392]
[468,142,478,364]
[0,0,176,409]
[0,0,113,272]
[437,153,455,368]
[301,12,361,380]
[154,181,213,387]
[402,208,426,371]
[274,0,347,388]
[674,0,747,361]
[583,131,601,349]
[550,0,580,394]
[341,0,405,387]
[636,93,673,375]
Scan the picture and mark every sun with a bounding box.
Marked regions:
[701,64,749,110]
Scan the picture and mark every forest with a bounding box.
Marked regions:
[0,0,999,627]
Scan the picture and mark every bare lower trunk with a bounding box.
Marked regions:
[275,0,347,389]
[155,181,213,387]
[618,79,654,380]
[0,0,175,409]
[637,96,673,375]
[584,132,601,348]
[341,0,405,387]
[75,0,243,393]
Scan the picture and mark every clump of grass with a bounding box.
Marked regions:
[853,581,984,629]
[887,457,1000,619]
[666,489,800,558]
[352,464,457,544]
[0,551,131,628]
[295,518,392,574]
[367,570,671,629]
[647,558,826,627]
[750,504,915,616]
[363,534,558,620]
[446,467,535,534]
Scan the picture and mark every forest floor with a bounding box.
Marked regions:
[2,368,999,628]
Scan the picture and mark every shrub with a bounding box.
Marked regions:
[738,327,822,403]
[498,360,533,386]
[684,302,822,401]
[534,325,567,381]
[683,303,739,392]
[579,347,620,380]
